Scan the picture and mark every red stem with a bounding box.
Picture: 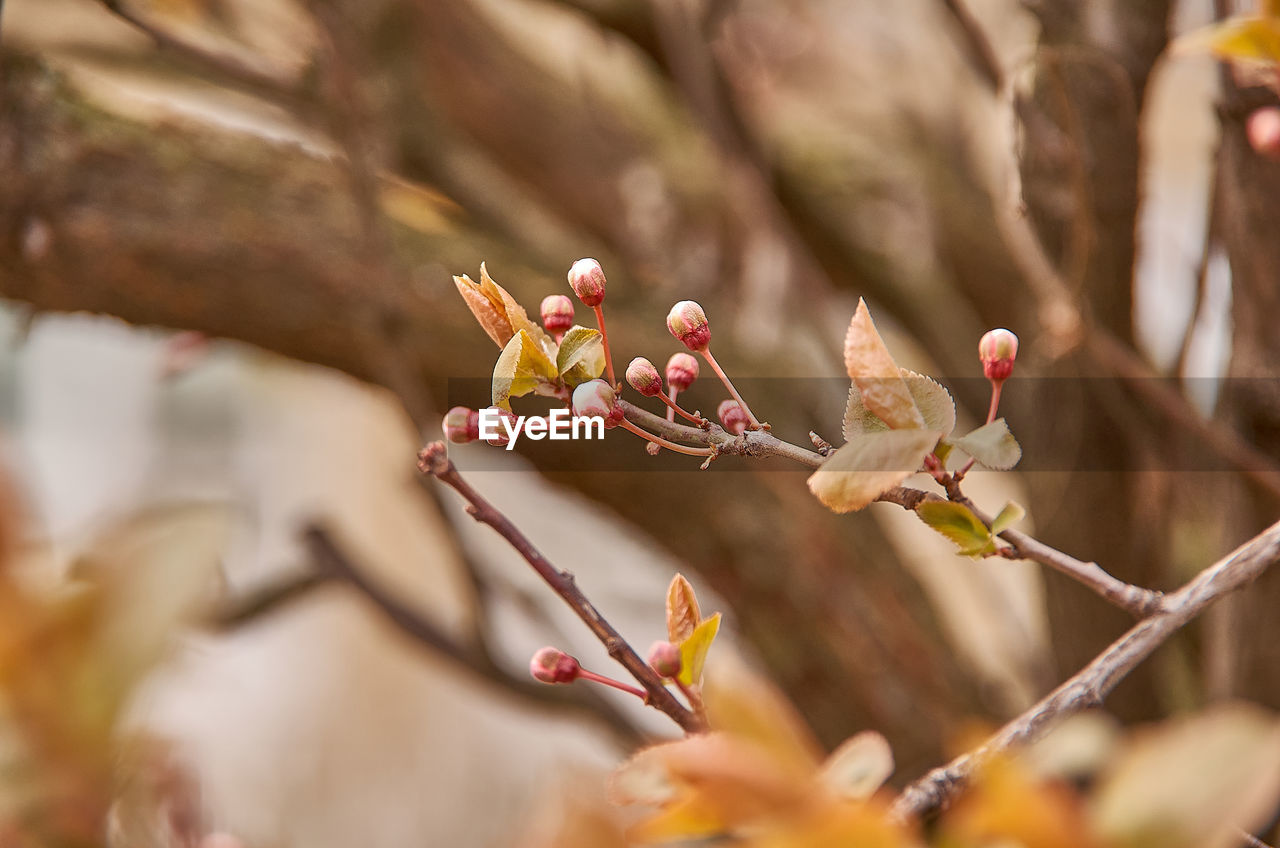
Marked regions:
[665,386,679,423]
[700,347,762,429]
[592,304,617,387]
[658,390,705,425]
[619,419,716,457]
[578,669,648,699]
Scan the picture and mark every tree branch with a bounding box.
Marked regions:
[415,442,705,734]
[890,518,1280,819]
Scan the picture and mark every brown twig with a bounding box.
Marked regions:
[416,442,705,733]
[303,525,645,744]
[890,518,1280,820]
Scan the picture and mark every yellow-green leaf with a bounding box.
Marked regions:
[1174,15,1280,65]
[556,325,606,387]
[492,329,558,409]
[843,300,925,430]
[1092,703,1280,848]
[677,612,720,687]
[953,418,1022,470]
[666,574,701,644]
[916,501,995,557]
[807,429,940,513]
[991,501,1026,535]
[843,368,956,440]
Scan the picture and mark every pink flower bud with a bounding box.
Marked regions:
[530,647,581,684]
[540,294,575,334]
[571,379,625,428]
[647,641,683,678]
[717,399,749,435]
[442,406,479,444]
[626,357,663,397]
[1247,107,1280,162]
[567,258,607,307]
[665,352,699,392]
[979,328,1019,383]
[481,405,519,446]
[666,301,711,352]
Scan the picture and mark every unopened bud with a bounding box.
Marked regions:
[571,379,625,428]
[665,352,699,392]
[667,301,711,352]
[1247,107,1280,162]
[568,258,607,307]
[540,294,575,335]
[717,399,749,435]
[442,406,480,444]
[647,641,683,678]
[979,328,1019,383]
[530,647,581,684]
[626,357,663,397]
[481,405,519,446]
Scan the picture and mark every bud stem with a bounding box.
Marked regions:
[593,305,617,387]
[618,419,716,457]
[665,386,679,424]
[700,349,762,429]
[957,379,1006,479]
[577,668,648,698]
[675,679,707,722]
[658,390,706,425]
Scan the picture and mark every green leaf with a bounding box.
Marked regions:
[807,429,940,513]
[916,501,995,557]
[953,418,1022,470]
[677,612,720,687]
[843,368,956,441]
[492,329,558,409]
[818,731,895,800]
[1093,704,1280,848]
[990,501,1026,535]
[843,300,925,430]
[555,325,606,387]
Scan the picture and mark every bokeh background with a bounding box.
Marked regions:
[1,0,1278,845]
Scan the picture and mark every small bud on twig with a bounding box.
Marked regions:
[481,405,519,446]
[626,357,663,397]
[717,399,749,435]
[442,406,480,444]
[571,379,625,428]
[540,294,575,336]
[530,646,581,684]
[1247,107,1280,161]
[567,258,607,307]
[667,301,711,352]
[979,328,1019,384]
[647,641,683,678]
[665,352,699,392]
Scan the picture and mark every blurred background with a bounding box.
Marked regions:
[1,0,1279,845]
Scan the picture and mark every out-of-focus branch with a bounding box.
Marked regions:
[416,442,705,734]
[891,518,1280,819]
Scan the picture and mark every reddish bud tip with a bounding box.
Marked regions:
[1247,107,1280,161]
[667,301,711,352]
[442,406,480,444]
[717,399,749,435]
[571,379,625,428]
[480,405,519,446]
[647,641,683,678]
[626,357,663,397]
[540,294,575,334]
[530,647,581,684]
[979,328,1019,383]
[664,352,699,392]
[568,258,607,307]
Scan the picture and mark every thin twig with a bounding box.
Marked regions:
[211,570,332,630]
[416,442,705,733]
[303,525,645,744]
[890,519,1280,820]
[937,0,1005,91]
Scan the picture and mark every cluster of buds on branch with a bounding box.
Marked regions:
[446,258,771,463]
